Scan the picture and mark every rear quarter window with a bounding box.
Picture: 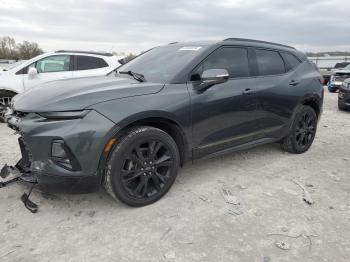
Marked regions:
[256,49,285,76]
[76,56,109,70]
[280,52,301,71]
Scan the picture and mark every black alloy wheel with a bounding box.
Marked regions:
[281,105,318,154]
[120,140,174,199]
[104,126,180,206]
[294,111,317,150]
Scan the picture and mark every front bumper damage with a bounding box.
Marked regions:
[1,108,116,212]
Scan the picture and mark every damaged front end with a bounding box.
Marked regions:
[1,108,39,212]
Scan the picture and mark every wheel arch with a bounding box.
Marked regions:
[301,96,321,118]
[97,114,191,183]
[0,88,18,96]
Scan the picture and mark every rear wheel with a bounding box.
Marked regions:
[0,90,16,123]
[281,105,318,154]
[104,126,180,206]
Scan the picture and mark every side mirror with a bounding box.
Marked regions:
[193,69,229,91]
[28,67,38,80]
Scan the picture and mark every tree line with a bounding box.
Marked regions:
[0,36,44,60]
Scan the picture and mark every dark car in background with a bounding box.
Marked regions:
[338,78,350,110]
[5,38,324,206]
[328,63,350,92]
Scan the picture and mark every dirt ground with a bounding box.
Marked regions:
[0,90,349,262]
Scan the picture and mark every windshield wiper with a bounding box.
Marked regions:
[118,70,146,82]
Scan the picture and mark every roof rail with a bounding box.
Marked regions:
[168,42,178,45]
[223,38,295,50]
[55,50,114,56]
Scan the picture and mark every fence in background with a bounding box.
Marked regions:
[308,56,350,69]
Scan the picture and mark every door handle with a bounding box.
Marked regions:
[242,88,255,95]
[289,80,300,86]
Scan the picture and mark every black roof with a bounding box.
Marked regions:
[55,50,114,57]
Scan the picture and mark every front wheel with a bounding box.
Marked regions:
[0,90,16,123]
[104,126,180,207]
[281,105,318,154]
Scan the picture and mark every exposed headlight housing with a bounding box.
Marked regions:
[38,110,90,120]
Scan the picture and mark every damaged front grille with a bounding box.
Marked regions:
[17,137,33,173]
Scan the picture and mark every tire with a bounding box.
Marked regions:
[338,100,347,111]
[104,126,180,207]
[0,90,16,123]
[280,105,318,154]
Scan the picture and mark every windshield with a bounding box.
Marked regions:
[116,45,206,83]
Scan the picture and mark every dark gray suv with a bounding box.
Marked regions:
[5,38,324,206]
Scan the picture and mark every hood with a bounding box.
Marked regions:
[13,75,164,112]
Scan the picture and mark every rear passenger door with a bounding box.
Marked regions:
[253,49,303,140]
[189,46,259,158]
[72,55,110,78]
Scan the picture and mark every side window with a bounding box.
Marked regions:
[76,56,108,70]
[280,52,301,71]
[36,55,71,73]
[193,47,250,79]
[256,49,285,76]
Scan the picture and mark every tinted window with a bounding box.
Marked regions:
[256,49,285,76]
[194,47,250,79]
[35,55,71,73]
[76,56,108,70]
[281,52,301,71]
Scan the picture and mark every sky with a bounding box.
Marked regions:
[1,0,349,54]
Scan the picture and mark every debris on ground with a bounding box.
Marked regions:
[281,227,289,232]
[275,241,291,250]
[221,187,240,205]
[0,249,17,259]
[291,180,314,205]
[160,227,172,240]
[198,195,211,203]
[263,192,273,197]
[164,250,176,259]
[328,172,340,182]
[268,232,319,251]
[237,184,247,190]
[228,208,244,216]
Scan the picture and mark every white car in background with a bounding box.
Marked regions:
[0,51,121,122]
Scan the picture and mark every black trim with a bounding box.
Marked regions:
[55,50,113,57]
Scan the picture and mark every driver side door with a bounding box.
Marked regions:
[188,47,259,159]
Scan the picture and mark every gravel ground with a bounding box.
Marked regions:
[0,90,349,262]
